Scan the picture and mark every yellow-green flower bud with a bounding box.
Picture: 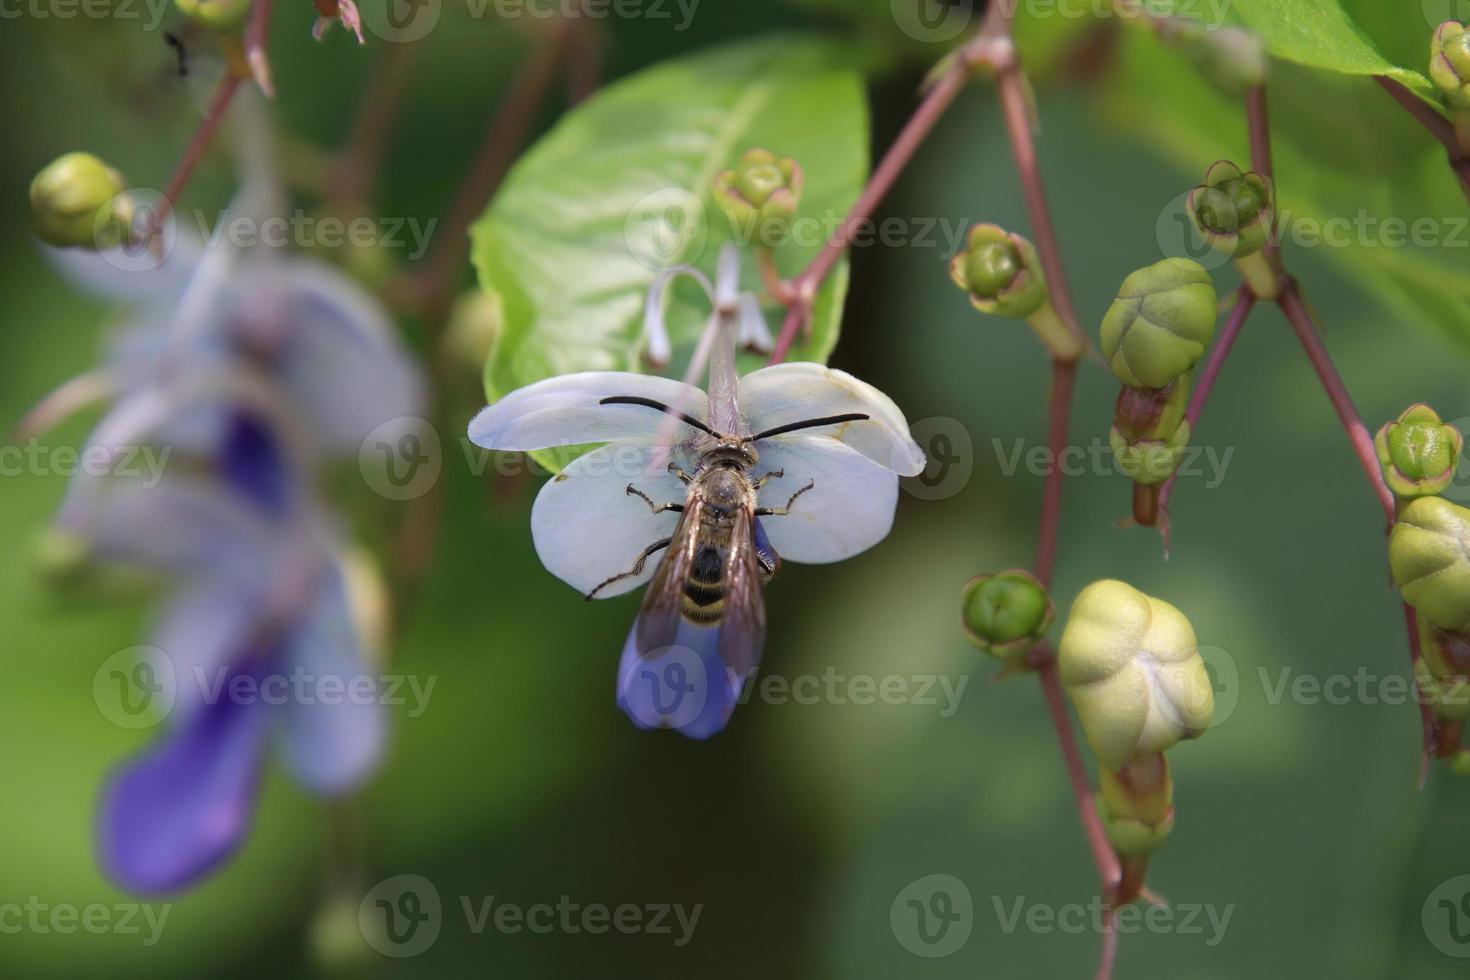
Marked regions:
[1187,161,1274,259]
[1099,259,1217,389]
[1391,496,1470,632]
[1416,617,1470,722]
[948,223,1047,320]
[1431,21,1470,110]
[1096,759,1174,855]
[1111,420,1192,487]
[29,152,132,250]
[1375,403,1462,499]
[174,0,251,30]
[961,569,1054,661]
[1058,579,1214,771]
[713,148,803,248]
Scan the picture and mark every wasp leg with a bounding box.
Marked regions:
[666,461,695,485]
[755,479,815,517]
[586,537,674,600]
[751,468,785,490]
[626,484,685,514]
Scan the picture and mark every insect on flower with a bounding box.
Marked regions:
[469,250,925,738]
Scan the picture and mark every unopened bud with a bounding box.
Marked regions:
[1391,496,1470,632]
[1375,403,1462,499]
[1431,21,1470,110]
[1099,259,1217,389]
[29,153,132,250]
[713,148,803,248]
[948,223,1047,320]
[961,569,1053,661]
[1188,160,1274,259]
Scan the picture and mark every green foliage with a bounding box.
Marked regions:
[471,34,869,414]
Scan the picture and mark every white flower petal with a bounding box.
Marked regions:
[753,435,899,564]
[737,293,774,353]
[469,372,709,452]
[739,363,925,476]
[530,440,691,597]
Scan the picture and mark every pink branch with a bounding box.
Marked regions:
[148,72,244,238]
[1375,77,1470,201]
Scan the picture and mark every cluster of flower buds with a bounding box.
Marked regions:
[1187,160,1278,298]
[1379,404,1470,759]
[29,152,134,251]
[713,148,804,249]
[1099,258,1218,525]
[1430,21,1470,152]
[1058,579,1214,902]
[948,223,1082,360]
[961,569,1054,667]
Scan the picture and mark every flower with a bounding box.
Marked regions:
[1431,21,1470,110]
[712,148,803,247]
[1057,579,1213,771]
[59,386,385,894]
[1099,258,1217,390]
[469,310,923,738]
[1390,496,1470,633]
[29,152,133,250]
[961,569,1053,661]
[1374,403,1463,499]
[948,223,1047,320]
[1187,160,1274,259]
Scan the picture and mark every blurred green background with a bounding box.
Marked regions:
[3,1,1470,978]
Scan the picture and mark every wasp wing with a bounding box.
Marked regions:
[716,504,768,680]
[632,501,702,657]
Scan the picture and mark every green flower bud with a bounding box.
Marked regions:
[1374,403,1463,499]
[1110,375,1192,487]
[1096,760,1174,855]
[174,0,251,30]
[29,152,132,249]
[1058,579,1214,772]
[961,569,1054,661]
[1099,258,1217,389]
[1431,21,1470,110]
[1390,496,1470,632]
[948,223,1047,319]
[1111,419,1192,487]
[1416,617,1470,722]
[712,148,803,247]
[1187,160,1274,259]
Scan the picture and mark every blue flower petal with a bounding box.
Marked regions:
[97,664,268,894]
[615,620,745,740]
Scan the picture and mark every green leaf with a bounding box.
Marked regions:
[472,33,869,419]
[1230,0,1438,99]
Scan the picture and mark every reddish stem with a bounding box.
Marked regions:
[1035,358,1077,587]
[246,0,275,97]
[1035,652,1123,892]
[148,72,245,238]
[1157,290,1255,519]
[1277,285,1395,524]
[1375,76,1470,202]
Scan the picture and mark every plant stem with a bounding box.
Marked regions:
[1374,76,1470,203]
[147,72,245,240]
[246,0,276,97]
[1157,289,1255,521]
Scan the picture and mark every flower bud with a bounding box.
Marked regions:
[1431,21,1470,110]
[174,0,251,30]
[29,152,132,250]
[1390,496,1470,632]
[1375,404,1462,499]
[961,569,1054,661]
[1163,23,1267,96]
[948,223,1047,319]
[1416,618,1470,722]
[1110,375,1192,487]
[1096,758,1174,855]
[712,148,803,248]
[1099,259,1217,389]
[1058,579,1214,771]
[1187,161,1274,259]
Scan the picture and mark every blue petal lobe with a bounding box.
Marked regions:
[616,620,746,740]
